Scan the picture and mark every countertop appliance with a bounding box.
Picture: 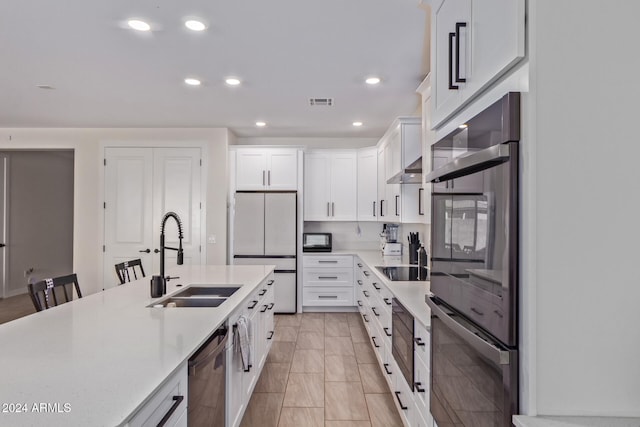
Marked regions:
[425,92,520,427]
[233,192,297,313]
[302,233,332,252]
[391,298,414,391]
[382,242,402,256]
[376,266,428,281]
[188,327,228,427]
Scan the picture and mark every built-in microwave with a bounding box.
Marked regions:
[302,233,332,252]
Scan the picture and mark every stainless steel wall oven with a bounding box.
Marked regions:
[425,92,520,427]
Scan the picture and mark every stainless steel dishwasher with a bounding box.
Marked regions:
[188,327,228,427]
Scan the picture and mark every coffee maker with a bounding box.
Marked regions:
[381,223,402,255]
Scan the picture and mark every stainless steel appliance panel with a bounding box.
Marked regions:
[188,327,228,427]
[233,193,265,255]
[427,297,517,427]
[264,193,297,255]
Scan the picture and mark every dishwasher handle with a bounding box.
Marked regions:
[188,328,229,376]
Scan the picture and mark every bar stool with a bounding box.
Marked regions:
[28,274,82,312]
[114,259,146,285]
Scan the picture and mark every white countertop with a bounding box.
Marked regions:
[305,250,431,328]
[514,416,640,427]
[0,264,274,427]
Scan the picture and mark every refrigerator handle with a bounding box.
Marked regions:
[268,170,271,186]
[262,170,266,186]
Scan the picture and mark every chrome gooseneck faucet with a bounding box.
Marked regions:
[160,211,184,294]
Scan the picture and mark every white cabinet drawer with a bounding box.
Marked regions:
[304,255,353,268]
[303,287,354,306]
[303,268,353,287]
[414,319,430,366]
[413,355,430,415]
[127,364,188,427]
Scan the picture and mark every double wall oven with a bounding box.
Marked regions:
[425,92,520,427]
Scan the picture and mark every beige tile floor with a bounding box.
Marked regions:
[240,312,403,427]
[0,293,36,325]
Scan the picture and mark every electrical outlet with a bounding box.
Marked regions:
[207,235,216,244]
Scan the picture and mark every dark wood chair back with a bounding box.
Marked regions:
[28,274,82,312]
[114,259,146,285]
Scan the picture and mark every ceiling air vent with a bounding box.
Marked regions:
[309,98,334,106]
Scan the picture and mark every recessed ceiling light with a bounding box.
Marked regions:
[352,121,363,127]
[36,85,55,90]
[255,121,266,127]
[365,77,381,85]
[184,78,201,86]
[458,123,468,129]
[128,20,151,32]
[225,78,241,86]
[185,20,206,31]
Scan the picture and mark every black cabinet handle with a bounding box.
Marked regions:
[455,22,467,83]
[318,295,338,299]
[373,283,380,291]
[157,395,184,427]
[259,289,267,296]
[267,280,274,286]
[363,290,369,297]
[372,307,380,317]
[267,331,274,340]
[415,382,426,393]
[318,260,338,264]
[139,248,151,253]
[363,314,369,323]
[372,336,380,348]
[357,280,363,286]
[448,32,459,90]
[394,391,408,410]
[380,199,385,217]
[384,298,392,306]
[268,302,275,310]
[357,300,363,307]
[384,327,392,337]
[418,188,424,216]
[395,195,399,216]
[244,363,252,373]
[363,271,370,277]
[470,307,484,316]
[248,300,258,309]
[260,305,268,312]
[318,276,338,280]
[154,249,160,253]
[414,337,426,347]
[384,363,392,375]
[373,201,376,217]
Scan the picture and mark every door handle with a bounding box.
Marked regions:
[455,22,467,83]
[448,32,459,90]
[139,248,151,253]
[418,188,424,216]
[154,249,160,254]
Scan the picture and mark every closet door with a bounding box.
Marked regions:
[103,148,154,289]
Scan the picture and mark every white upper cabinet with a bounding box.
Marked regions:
[357,148,378,222]
[304,151,357,221]
[236,148,298,190]
[431,0,525,127]
[377,145,387,221]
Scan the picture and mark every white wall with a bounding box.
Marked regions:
[0,128,230,296]
[530,1,640,416]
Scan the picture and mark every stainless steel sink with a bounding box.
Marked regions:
[172,285,241,299]
[148,285,241,308]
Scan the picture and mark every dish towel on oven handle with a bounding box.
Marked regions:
[234,315,251,370]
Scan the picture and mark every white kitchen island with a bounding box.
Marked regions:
[0,264,275,427]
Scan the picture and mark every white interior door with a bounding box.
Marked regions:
[152,148,202,271]
[103,148,154,289]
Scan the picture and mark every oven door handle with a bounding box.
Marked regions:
[426,298,510,365]
[424,143,511,184]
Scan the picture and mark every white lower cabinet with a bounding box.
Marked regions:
[126,364,188,427]
[394,367,416,427]
[303,255,354,307]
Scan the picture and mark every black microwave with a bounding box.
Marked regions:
[302,233,332,252]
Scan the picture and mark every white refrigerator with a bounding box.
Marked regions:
[233,192,297,313]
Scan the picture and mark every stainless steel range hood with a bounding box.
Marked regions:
[386,157,423,184]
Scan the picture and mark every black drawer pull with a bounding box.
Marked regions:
[384,298,391,305]
[318,260,338,264]
[363,290,369,297]
[394,391,408,410]
[494,310,503,318]
[268,302,275,310]
[363,271,370,277]
[260,305,268,312]
[267,331,274,340]
[357,280,363,286]
[372,336,380,348]
[373,283,380,291]
[357,300,363,307]
[470,307,484,316]
[248,300,258,309]
[414,337,426,347]
[357,263,363,268]
[318,276,338,280]
[372,307,380,317]
[363,314,369,323]
[384,327,392,337]
[415,382,426,393]
[244,363,252,373]
[384,363,392,375]
[157,395,184,427]
[259,289,267,296]
[318,295,338,299]
[267,279,274,286]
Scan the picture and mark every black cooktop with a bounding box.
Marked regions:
[376,266,429,282]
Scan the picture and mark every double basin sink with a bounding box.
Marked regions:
[150,285,241,308]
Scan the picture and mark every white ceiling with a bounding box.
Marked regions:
[0,1,428,138]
